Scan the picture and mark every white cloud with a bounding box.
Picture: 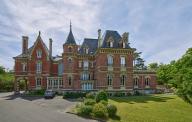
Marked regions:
[0,0,101,69]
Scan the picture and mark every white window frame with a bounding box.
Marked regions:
[120,56,126,66]
[83,60,89,69]
[36,61,42,73]
[22,63,27,72]
[110,41,113,47]
[123,42,125,48]
[145,78,150,86]
[134,78,139,87]
[107,74,113,86]
[120,75,125,86]
[108,55,113,66]
[36,50,42,59]
[36,78,41,87]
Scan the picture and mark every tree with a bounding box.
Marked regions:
[133,49,146,70]
[148,63,159,70]
[0,66,5,74]
[157,48,192,104]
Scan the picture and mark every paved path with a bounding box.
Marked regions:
[0,92,97,122]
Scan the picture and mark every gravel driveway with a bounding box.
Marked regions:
[0,92,97,122]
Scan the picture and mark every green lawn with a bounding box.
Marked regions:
[109,94,192,122]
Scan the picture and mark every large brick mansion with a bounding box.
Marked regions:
[13,24,157,94]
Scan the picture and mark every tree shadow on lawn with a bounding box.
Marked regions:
[110,95,175,104]
[2,93,43,101]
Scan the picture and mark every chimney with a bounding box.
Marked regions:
[98,29,101,48]
[49,38,53,59]
[22,36,28,54]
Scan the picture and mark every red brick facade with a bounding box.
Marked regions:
[13,28,157,94]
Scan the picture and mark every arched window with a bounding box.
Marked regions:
[68,76,72,86]
[123,42,125,48]
[120,75,125,86]
[36,49,42,58]
[68,57,72,63]
[145,78,150,86]
[134,77,139,86]
[84,48,89,54]
[68,47,72,52]
[107,55,113,66]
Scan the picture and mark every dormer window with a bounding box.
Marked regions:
[110,42,113,47]
[84,48,89,54]
[37,50,42,58]
[123,42,125,48]
[107,37,114,48]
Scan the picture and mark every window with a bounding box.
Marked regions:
[145,78,150,86]
[36,62,42,73]
[84,48,89,54]
[123,42,125,48]
[120,75,125,86]
[22,63,27,72]
[81,83,93,90]
[120,56,126,66]
[59,79,63,86]
[68,57,72,63]
[110,41,113,47]
[36,78,41,86]
[68,76,72,86]
[81,72,89,80]
[83,60,89,69]
[91,61,94,68]
[36,50,42,58]
[134,78,139,86]
[107,55,113,66]
[107,74,112,86]
[79,61,82,68]
[68,47,72,52]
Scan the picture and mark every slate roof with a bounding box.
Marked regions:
[64,25,76,45]
[101,30,131,48]
[14,35,50,59]
[79,38,98,55]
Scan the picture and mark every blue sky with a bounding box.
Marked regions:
[0,0,192,70]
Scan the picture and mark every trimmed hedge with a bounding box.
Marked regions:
[63,92,86,99]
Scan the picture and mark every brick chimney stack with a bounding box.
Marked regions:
[49,38,53,59]
[98,29,101,48]
[22,36,28,54]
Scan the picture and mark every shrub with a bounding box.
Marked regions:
[86,92,95,99]
[77,104,93,116]
[107,104,117,117]
[114,92,126,97]
[92,103,108,118]
[63,92,86,99]
[99,100,108,106]
[84,99,96,106]
[134,91,142,96]
[95,90,108,103]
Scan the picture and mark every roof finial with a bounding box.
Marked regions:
[38,31,41,36]
[70,20,72,31]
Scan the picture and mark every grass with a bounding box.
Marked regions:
[109,94,192,122]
